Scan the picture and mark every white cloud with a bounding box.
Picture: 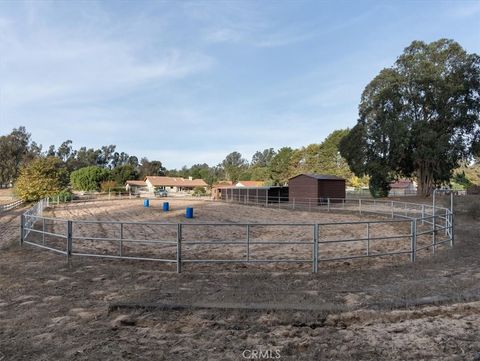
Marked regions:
[0,8,213,109]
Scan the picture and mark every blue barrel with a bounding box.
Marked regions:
[185,207,194,218]
[144,199,150,207]
[163,202,169,212]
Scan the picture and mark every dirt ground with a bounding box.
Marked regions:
[0,188,15,205]
[0,196,479,360]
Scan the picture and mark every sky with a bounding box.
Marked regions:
[0,0,479,169]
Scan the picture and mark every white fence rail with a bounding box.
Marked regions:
[0,199,23,213]
[20,197,454,273]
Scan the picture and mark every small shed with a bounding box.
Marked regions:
[288,174,346,203]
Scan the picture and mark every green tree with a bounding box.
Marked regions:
[251,148,276,167]
[15,157,69,201]
[70,166,111,191]
[221,151,248,182]
[0,127,35,187]
[111,164,139,186]
[138,158,166,178]
[340,39,480,196]
[269,147,294,185]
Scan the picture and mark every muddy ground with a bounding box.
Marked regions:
[0,196,479,360]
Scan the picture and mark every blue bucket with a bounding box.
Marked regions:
[144,199,150,207]
[185,207,193,218]
[163,202,169,212]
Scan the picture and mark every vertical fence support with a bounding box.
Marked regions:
[67,220,73,263]
[411,219,416,262]
[432,210,436,255]
[20,214,25,246]
[366,222,370,256]
[391,201,394,218]
[42,218,46,245]
[312,224,318,273]
[450,211,454,247]
[359,199,362,215]
[119,223,124,257]
[293,198,295,210]
[246,224,250,262]
[421,205,425,225]
[177,224,182,273]
[327,198,330,212]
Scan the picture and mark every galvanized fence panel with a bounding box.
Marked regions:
[20,196,454,273]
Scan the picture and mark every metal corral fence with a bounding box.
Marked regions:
[20,195,454,273]
[0,199,23,213]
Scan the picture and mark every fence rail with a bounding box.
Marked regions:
[20,195,454,273]
[0,199,23,213]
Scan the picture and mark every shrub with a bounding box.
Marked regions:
[192,186,206,196]
[70,166,110,191]
[14,157,69,202]
[100,180,117,193]
[51,189,74,203]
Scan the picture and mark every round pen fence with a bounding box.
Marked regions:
[20,196,454,273]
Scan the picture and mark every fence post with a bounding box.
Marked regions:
[432,213,436,255]
[67,220,73,263]
[366,222,370,256]
[444,209,448,236]
[359,199,362,215]
[450,211,454,247]
[293,198,295,210]
[42,218,46,245]
[312,224,318,273]
[421,205,425,225]
[327,198,330,212]
[177,224,182,273]
[20,214,25,246]
[119,223,124,257]
[391,201,394,218]
[246,224,250,262]
[411,219,416,262]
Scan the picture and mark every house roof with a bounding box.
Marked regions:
[125,180,146,186]
[235,181,264,187]
[212,181,234,188]
[289,173,345,181]
[390,180,414,189]
[145,176,207,187]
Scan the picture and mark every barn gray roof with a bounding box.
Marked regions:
[290,173,345,181]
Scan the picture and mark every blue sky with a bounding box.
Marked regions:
[0,0,479,169]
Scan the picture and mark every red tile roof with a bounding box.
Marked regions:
[145,176,207,187]
[235,181,264,187]
[390,180,414,189]
[125,180,146,186]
